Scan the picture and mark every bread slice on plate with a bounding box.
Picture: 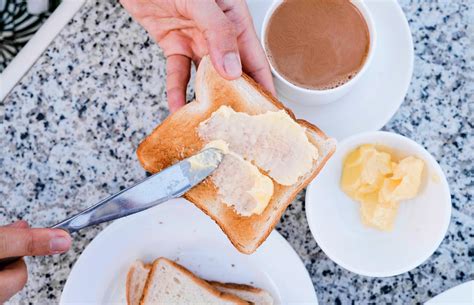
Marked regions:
[139,258,248,305]
[127,259,274,305]
[209,281,274,305]
[137,56,336,254]
[126,261,151,305]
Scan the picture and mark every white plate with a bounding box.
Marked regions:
[247,0,414,140]
[305,131,451,277]
[425,281,474,305]
[60,199,318,305]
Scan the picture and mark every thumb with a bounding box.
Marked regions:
[185,0,242,79]
[0,227,71,258]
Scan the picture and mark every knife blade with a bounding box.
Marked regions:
[51,147,224,233]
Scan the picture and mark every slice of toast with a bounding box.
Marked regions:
[140,258,249,305]
[137,56,336,254]
[210,281,274,305]
[127,260,274,305]
[126,261,151,305]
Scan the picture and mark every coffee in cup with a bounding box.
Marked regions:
[264,0,370,91]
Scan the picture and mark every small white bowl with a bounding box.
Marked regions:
[261,0,377,106]
[305,131,451,277]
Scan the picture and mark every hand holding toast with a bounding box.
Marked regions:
[0,221,71,304]
[120,0,275,112]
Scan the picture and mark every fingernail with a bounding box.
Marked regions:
[223,52,242,78]
[50,235,71,253]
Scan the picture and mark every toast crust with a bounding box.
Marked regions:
[208,281,264,294]
[126,261,151,305]
[139,258,248,305]
[137,56,336,254]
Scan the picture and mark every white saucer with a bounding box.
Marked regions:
[425,281,474,305]
[60,199,318,305]
[305,131,451,277]
[247,0,414,140]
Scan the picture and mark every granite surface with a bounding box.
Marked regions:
[1,0,472,304]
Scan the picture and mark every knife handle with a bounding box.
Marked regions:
[51,216,83,233]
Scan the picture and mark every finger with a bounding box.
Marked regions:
[0,258,27,304]
[139,17,196,42]
[180,28,208,60]
[192,56,202,68]
[184,0,242,79]
[0,228,71,258]
[5,221,29,229]
[239,28,275,95]
[166,54,191,113]
[222,1,275,94]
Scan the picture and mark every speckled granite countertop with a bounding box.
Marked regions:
[1,0,472,304]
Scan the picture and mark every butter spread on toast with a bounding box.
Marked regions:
[198,106,318,186]
[204,140,273,216]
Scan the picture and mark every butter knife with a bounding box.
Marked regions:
[51,147,223,233]
[0,149,222,267]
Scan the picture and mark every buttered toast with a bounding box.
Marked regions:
[137,56,336,254]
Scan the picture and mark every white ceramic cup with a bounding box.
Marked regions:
[261,0,377,106]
